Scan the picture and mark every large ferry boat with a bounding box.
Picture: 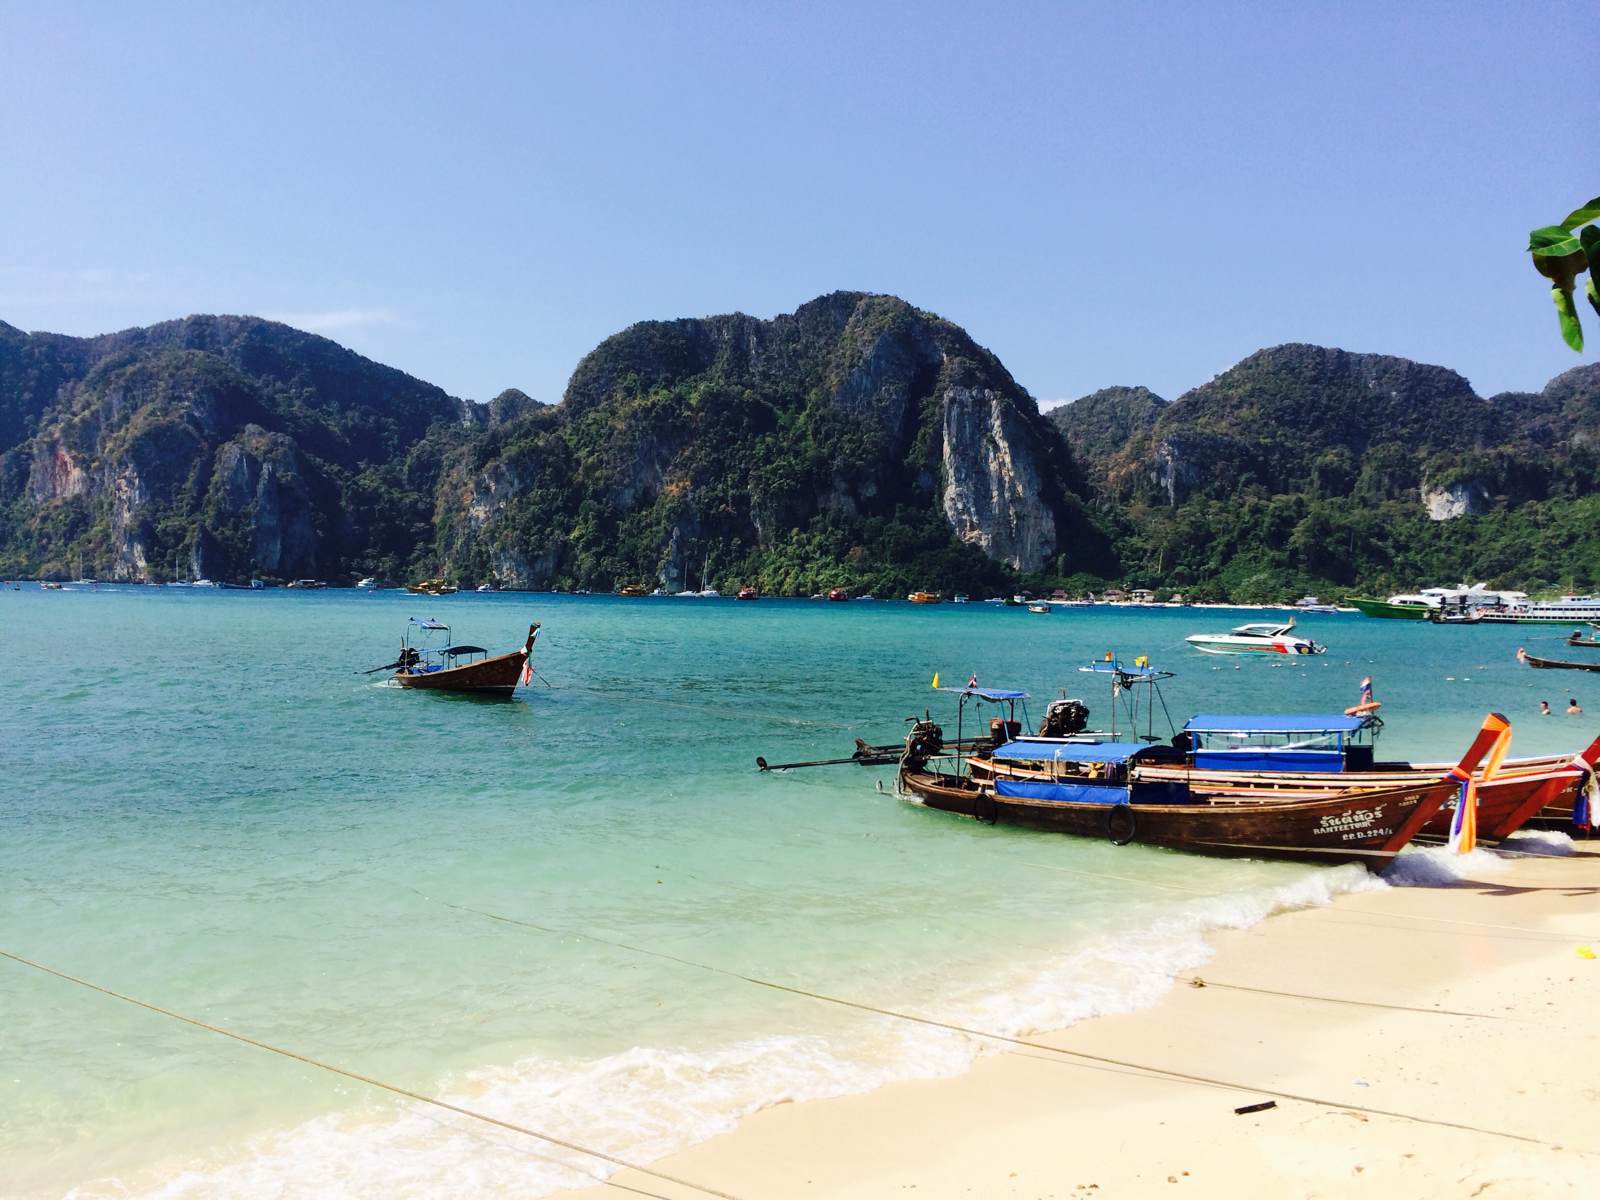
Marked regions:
[1477,594,1600,624]
[1350,583,1600,624]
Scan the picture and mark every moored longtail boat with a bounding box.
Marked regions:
[1520,650,1600,672]
[899,714,1509,866]
[385,618,539,697]
[1025,713,1600,842]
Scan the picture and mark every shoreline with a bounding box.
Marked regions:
[558,840,1600,1200]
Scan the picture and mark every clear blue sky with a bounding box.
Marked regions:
[1,1,1594,406]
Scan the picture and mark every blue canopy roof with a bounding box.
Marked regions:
[992,739,1150,764]
[1184,714,1367,734]
[1077,662,1171,680]
[937,687,1029,701]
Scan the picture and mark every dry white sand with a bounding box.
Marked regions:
[558,840,1600,1200]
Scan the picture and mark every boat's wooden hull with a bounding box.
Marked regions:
[1030,748,1593,838]
[394,647,527,696]
[1122,761,1584,841]
[899,768,1453,867]
[1523,653,1600,671]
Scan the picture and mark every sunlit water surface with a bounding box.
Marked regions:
[1,589,1579,1196]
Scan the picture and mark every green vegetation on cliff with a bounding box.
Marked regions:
[5,302,1600,599]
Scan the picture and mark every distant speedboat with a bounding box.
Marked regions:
[357,577,380,591]
[827,587,850,602]
[952,594,970,604]
[1186,620,1325,656]
[190,578,219,588]
[908,591,943,604]
[736,586,759,601]
[1027,602,1051,614]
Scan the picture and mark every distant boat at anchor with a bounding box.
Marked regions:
[1185,620,1324,656]
[376,618,540,697]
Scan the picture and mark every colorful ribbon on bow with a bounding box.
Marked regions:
[1571,757,1597,831]
[1446,764,1478,854]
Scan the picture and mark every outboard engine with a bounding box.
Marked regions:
[1039,698,1090,738]
[989,717,1022,745]
[903,718,945,769]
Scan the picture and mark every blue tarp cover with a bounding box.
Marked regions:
[1193,749,1344,773]
[992,740,1149,764]
[995,779,1131,805]
[1184,714,1365,734]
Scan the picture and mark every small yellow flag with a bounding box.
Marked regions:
[931,672,940,690]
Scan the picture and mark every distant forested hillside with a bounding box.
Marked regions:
[3,301,1598,599]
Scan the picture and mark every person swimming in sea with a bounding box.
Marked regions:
[1569,698,1584,715]
[1541,700,1552,715]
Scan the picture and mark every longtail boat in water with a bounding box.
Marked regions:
[968,669,1597,842]
[373,617,539,697]
[898,708,1507,866]
[1518,648,1600,672]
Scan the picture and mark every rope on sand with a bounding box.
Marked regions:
[429,896,1569,1151]
[0,947,740,1200]
[1183,976,1515,1021]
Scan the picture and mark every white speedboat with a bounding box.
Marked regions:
[1185,620,1325,656]
[357,577,380,590]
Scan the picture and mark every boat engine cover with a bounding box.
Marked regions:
[1039,698,1090,737]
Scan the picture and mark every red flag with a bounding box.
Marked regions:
[521,660,533,686]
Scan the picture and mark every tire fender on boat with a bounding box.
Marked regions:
[1106,806,1136,846]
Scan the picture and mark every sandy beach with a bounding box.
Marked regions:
[561,839,1600,1200]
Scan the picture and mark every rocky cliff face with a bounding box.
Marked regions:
[11,299,1592,593]
[431,292,1090,591]
[0,318,461,580]
[941,384,1056,570]
[1064,345,1600,516]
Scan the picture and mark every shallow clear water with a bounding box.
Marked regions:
[1,589,1583,1196]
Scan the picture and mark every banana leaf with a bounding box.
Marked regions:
[1584,227,1600,320]
[1553,285,1584,352]
[1559,197,1600,231]
[1529,224,1584,257]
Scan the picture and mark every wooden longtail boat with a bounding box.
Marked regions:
[987,712,1599,842]
[899,714,1508,866]
[1520,651,1600,672]
[388,619,539,697]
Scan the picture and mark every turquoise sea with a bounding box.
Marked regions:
[2,589,1586,1197]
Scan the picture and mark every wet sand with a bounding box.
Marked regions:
[559,840,1600,1199]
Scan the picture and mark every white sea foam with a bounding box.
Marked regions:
[1497,829,1576,856]
[1379,843,1511,887]
[80,865,1389,1200]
